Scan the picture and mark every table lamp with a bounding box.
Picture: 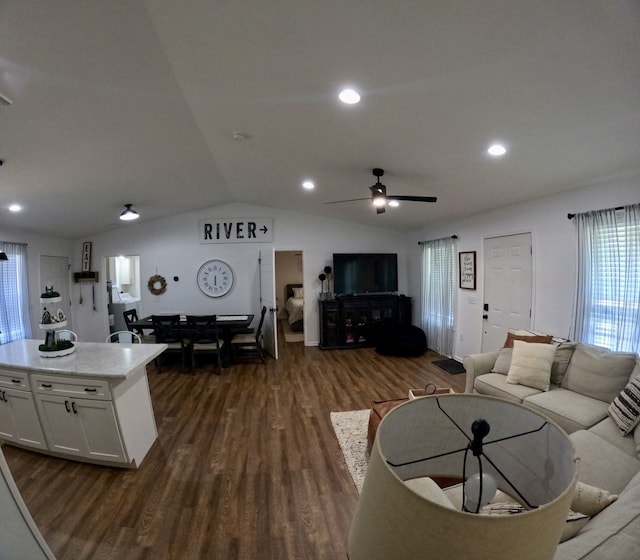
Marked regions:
[349,394,578,560]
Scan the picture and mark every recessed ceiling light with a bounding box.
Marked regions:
[8,204,21,212]
[338,88,361,104]
[388,200,399,207]
[487,143,507,157]
[302,180,315,190]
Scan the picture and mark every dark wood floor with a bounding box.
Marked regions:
[4,336,466,560]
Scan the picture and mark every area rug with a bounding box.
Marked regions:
[330,409,370,493]
[432,358,466,375]
[280,319,304,343]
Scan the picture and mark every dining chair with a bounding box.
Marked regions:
[123,308,155,343]
[151,314,188,370]
[186,315,224,374]
[231,306,267,364]
[106,330,142,343]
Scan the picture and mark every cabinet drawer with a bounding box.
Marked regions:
[32,375,111,401]
[0,369,30,390]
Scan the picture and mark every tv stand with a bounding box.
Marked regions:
[318,294,411,349]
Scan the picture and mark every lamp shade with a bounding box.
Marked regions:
[349,394,578,560]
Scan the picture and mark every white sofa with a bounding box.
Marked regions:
[464,338,640,558]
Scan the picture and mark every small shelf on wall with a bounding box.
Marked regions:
[74,271,99,283]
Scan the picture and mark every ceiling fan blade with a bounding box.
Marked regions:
[387,195,438,203]
[323,198,371,205]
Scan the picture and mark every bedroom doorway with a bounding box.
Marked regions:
[275,250,304,345]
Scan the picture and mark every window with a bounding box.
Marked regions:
[420,237,456,356]
[0,242,32,344]
[572,204,640,353]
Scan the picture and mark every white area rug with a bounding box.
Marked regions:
[330,409,370,493]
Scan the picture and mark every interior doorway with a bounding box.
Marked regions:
[481,233,532,351]
[105,255,141,333]
[275,250,304,345]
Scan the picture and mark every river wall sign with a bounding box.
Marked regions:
[199,218,273,244]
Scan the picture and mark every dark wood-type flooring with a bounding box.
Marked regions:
[4,335,466,559]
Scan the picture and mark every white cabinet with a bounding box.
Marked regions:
[0,370,46,450]
[33,374,127,464]
[34,393,125,462]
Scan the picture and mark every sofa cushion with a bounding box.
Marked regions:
[474,373,541,403]
[554,470,640,560]
[590,418,637,457]
[506,340,556,391]
[568,430,640,494]
[608,377,640,435]
[503,331,553,348]
[524,388,609,434]
[561,344,636,403]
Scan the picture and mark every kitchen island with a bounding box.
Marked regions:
[0,339,166,468]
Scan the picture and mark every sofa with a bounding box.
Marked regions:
[463,333,640,558]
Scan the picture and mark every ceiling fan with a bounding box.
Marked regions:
[325,168,437,214]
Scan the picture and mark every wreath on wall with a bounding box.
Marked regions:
[147,274,167,296]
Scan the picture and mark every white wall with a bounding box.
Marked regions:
[0,227,73,337]
[72,203,408,344]
[406,173,640,360]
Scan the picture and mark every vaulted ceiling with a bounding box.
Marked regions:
[1,1,638,239]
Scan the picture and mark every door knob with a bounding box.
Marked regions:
[482,314,488,320]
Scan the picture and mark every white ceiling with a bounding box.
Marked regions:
[1,1,638,239]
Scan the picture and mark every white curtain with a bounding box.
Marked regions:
[0,241,32,344]
[572,203,640,353]
[420,237,456,356]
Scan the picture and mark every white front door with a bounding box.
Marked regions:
[482,233,532,351]
[259,249,278,359]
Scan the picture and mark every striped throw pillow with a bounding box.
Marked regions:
[608,377,640,435]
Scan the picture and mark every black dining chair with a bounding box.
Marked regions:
[186,315,224,374]
[151,315,189,370]
[123,308,155,343]
[231,306,267,364]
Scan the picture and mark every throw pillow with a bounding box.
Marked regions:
[292,287,303,298]
[571,481,618,516]
[608,377,640,435]
[492,347,513,374]
[479,502,589,543]
[506,340,556,391]
[549,342,578,386]
[503,332,553,349]
[561,345,637,404]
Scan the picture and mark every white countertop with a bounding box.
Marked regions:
[0,339,167,379]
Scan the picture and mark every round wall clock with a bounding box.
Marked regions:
[197,259,234,297]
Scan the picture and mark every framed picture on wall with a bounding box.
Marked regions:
[82,241,92,272]
[459,251,476,290]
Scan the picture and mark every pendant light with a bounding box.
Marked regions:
[0,251,8,261]
[119,204,139,221]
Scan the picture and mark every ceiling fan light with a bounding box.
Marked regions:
[120,204,139,221]
[372,196,386,207]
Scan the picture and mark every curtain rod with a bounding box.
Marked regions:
[567,205,624,220]
[418,235,457,245]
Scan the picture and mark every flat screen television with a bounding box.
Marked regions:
[333,253,398,295]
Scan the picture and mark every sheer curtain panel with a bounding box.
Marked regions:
[572,204,640,353]
[0,242,32,344]
[420,237,456,356]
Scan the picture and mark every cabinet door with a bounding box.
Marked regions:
[74,399,126,463]
[0,389,47,449]
[34,394,84,457]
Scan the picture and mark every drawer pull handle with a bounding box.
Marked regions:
[11,379,21,384]
[84,388,97,393]
[64,400,71,413]
[1,391,6,402]
[72,402,78,414]
[42,383,53,389]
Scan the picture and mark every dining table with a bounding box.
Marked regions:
[128,313,255,366]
